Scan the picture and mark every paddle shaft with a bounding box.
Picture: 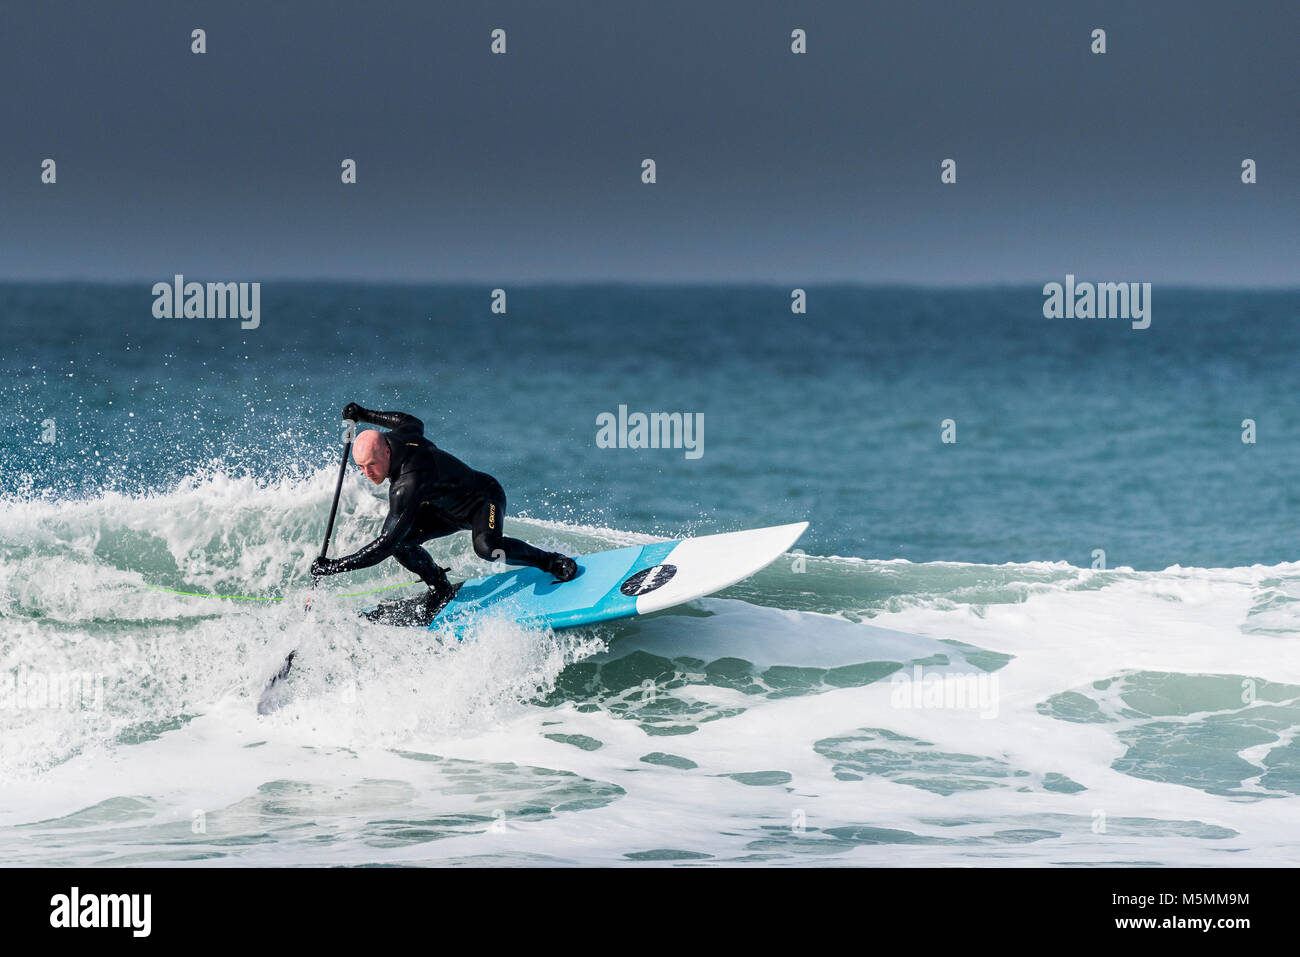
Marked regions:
[317,422,354,566]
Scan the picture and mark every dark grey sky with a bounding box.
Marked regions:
[2,0,1295,283]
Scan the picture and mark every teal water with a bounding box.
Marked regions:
[2,284,1299,866]
[5,284,1298,569]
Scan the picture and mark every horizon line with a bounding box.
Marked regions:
[2,277,1297,291]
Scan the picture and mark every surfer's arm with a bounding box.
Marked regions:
[313,484,418,575]
[342,403,424,435]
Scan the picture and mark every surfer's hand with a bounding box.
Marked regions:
[342,403,365,422]
[310,557,338,578]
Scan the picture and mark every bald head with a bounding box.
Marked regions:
[353,429,391,484]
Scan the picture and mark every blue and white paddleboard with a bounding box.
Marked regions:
[259,521,808,713]
[425,521,808,638]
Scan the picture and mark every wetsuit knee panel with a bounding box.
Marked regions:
[472,531,502,562]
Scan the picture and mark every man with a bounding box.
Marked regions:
[309,404,579,616]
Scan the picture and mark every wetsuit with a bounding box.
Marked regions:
[321,409,557,592]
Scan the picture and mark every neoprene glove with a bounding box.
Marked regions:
[310,557,338,578]
[342,403,365,422]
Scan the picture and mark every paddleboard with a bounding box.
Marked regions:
[366,521,808,637]
[259,521,808,712]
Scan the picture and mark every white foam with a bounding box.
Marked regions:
[5,477,1300,864]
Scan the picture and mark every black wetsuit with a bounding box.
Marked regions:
[329,410,554,590]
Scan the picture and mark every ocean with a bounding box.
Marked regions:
[2,282,1299,865]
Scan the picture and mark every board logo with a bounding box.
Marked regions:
[620,564,677,596]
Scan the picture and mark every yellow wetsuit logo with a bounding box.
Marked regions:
[488,503,496,530]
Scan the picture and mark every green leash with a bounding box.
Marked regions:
[144,580,422,602]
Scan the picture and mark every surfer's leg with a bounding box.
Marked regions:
[392,543,454,593]
[470,487,578,580]
[371,543,457,623]
[470,492,549,567]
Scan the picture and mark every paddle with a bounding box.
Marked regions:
[308,418,355,604]
[258,417,354,713]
